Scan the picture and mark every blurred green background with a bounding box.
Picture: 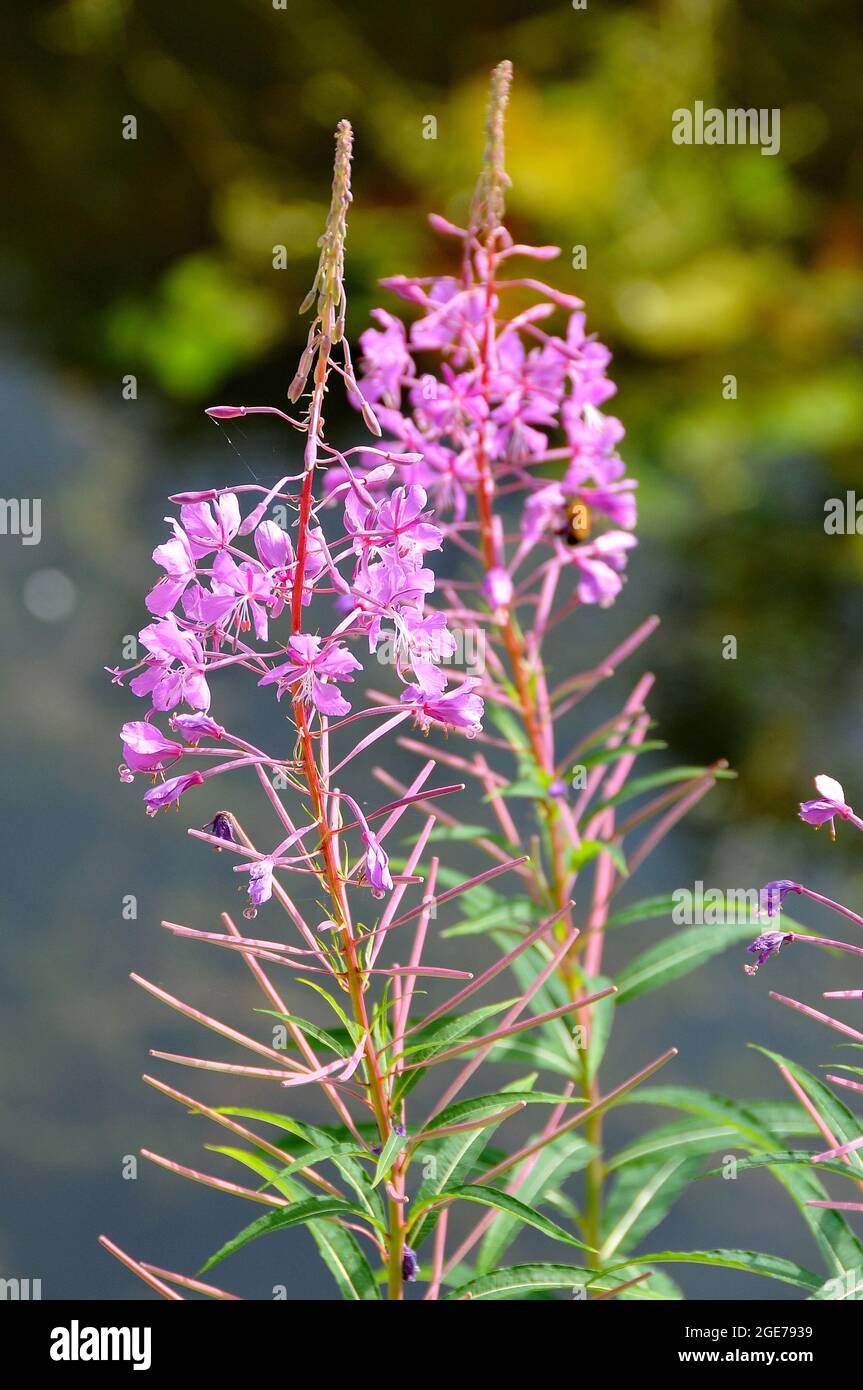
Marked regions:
[2,0,863,1299]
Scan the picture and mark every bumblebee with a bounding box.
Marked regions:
[557,500,592,546]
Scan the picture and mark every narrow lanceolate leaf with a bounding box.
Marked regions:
[592,766,736,815]
[699,1152,863,1184]
[476,1134,594,1275]
[623,1081,863,1275]
[409,1183,593,1253]
[622,1249,823,1293]
[600,1156,703,1262]
[308,1223,381,1301]
[605,895,680,930]
[614,923,756,1003]
[199,1197,369,1274]
[409,1080,532,1251]
[372,1130,408,1187]
[809,1268,863,1301]
[444,1264,621,1301]
[752,1047,863,1175]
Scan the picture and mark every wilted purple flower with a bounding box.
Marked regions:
[247,858,275,908]
[258,634,362,716]
[363,830,393,898]
[744,930,793,976]
[202,812,235,844]
[120,721,183,773]
[401,1245,419,1283]
[759,880,802,918]
[143,771,204,816]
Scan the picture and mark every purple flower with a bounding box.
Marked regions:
[143,771,204,816]
[170,712,225,744]
[744,930,793,976]
[258,634,362,716]
[799,775,851,834]
[401,1245,419,1283]
[203,812,235,844]
[346,484,442,561]
[132,617,211,712]
[120,721,183,773]
[358,309,415,406]
[363,828,393,898]
[146,526,197,617]
[198,552,275,641]
[759,880,802,918]
[247,858,274,907]
[401,660,484,737]
[179,495,241,558]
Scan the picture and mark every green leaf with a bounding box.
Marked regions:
[592,766,735,815]
[600,1156,703,1261]
[569,839,627,877]
[372,1130,408,1187]
[441,898,534,940]
[308,1223,381,1301]
[615,923,756,1003]
[199,1196,368,1273]
[476,1134,594,1274]
[420,1089,582,1136]
[576,740,667,772]
[409,1080,532,1250]
[584,973,615,1082]
[624,1249,822,1293]
[699,1151,863,1183]
[444,1264,627,1301]
[752,1047,863,1174]
[410,1183,593,1252]
[204,1146,307,1202]
[426,823,504,842]
[215,1111,385,1227]
[605,895,679,930]
[255,1010,348,1057]
[809,1268,863,1300]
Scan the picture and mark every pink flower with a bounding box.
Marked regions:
[799,775,852,835]
[198,553,275,641]
[132,617,211,712]
[120,721,183,773]
[179,495,241,558]
[358,309,415,406]
[258,634,362,716]
[146,526,197,617]
[170,713,225,744]
[143,771,204,816]
[401,660,484,736]
[483,566,514,612]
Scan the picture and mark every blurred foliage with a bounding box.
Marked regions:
[1,0,863,812]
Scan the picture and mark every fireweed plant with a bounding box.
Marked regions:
[99,70,856,1301]
[727,773,863,1297]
